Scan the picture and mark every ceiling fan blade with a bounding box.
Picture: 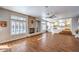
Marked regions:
[47,14,56,18]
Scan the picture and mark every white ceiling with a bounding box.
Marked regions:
[1,6,79,19]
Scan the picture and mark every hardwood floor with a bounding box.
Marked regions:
[0,32,79,52]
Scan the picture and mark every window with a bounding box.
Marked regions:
[41,21,46,32]
[59,20,65,27]
[11,15,26,35]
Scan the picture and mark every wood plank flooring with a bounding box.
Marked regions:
[0,32,79,52]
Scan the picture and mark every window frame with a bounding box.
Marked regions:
[10,15,27,35]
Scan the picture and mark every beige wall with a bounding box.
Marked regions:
[0,8,28,43]
[0,8,10,43]
[0,8,43,43]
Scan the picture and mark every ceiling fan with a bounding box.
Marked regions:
[42,6,56,18]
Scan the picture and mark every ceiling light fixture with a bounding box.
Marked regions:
[43,6,56,19]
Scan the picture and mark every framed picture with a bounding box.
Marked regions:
[0,21,7,27]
